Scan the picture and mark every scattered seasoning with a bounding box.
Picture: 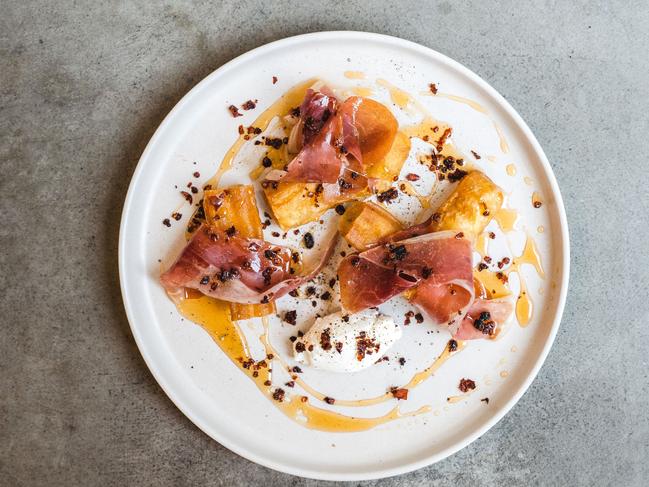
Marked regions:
[200,276,210,285]
[193,171,200,178]
[471,150,481,160]
[285,381,295,388]
[305,286,316,297]
[533,200,543,208]
[162,218,171,227]
[292,366,302,373]
[283,310,297,326]
[377,187,399,203]
[391,387,409,400]
[335,342,343,353]
[225,225,236,237]
[262,156,272,167]
[329,278,337,288]
[301,396,308,403]
[496,272,509,283]
[320,328,332,351]
[483,256,492,263]
[481,397,490,404]
[350,256,361,267]
[190,185,198,194]
[436,127,452,151]
[272,388,285,401]
[422,267,432,279]
[295,342,306,353]
[271,231,280,237]
[414,313,424,324]
[448,339,458,352]
[455,232,465,239]
[477,263,489,271]
[335,204,346,215]
[324,397,335,405]
[180,191,193,204]
[448,169,468,182]
[289,335,297,342]
[356,331,380,361]
[489,231,496,239]
[320,291,331,301]
[473,311,496,335]
[171,212,182,221]
[405,173,420,181]
[459,378,476,393]
[264,380,272,386]
[428,83,438,95]
[303,232,314,249]
[337,177,352,190]
[242,99,256,110]
[272,76,278,84]
[228,105,242,117]
[398,357,406,366]
[265,137,283,149]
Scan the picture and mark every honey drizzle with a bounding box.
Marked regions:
[261,317,463,408]
[205,78,316,189]
[493,208,519,233]
[344,70,366,80]
[179,297,430,431]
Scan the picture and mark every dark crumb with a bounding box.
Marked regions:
[225,225,236,237]
[181,191,193,204]
[340,251,347,257]
[471,150,481,160]
[289,336,297,342]
[329,278,337,288]
[337,177,352,190]
[242,99,256,110]
[311,300,317,307]
[533,201,543,208]
[459,378,476,393]
[193,171,200,178]
[320,291,331,301]
[265,137,283,149]
[238,125,244,134]
[285,381,295,388]
[252,371,258,378]
[292,366,302,373]
[448,339,458,352]
[305,286,316,297]
[399,357,406,366]
[297,330,304,337]
[335,342,343,353]
[422,267,432,279]
[473,311,496,335]
[391,387,409,400]
[448,168,468,183]
[489,231,496,239]
[324,396,335,405]
[477,263,489,271]
[389,244,408,261]
[481,397,490,404]
[436,127,452,151]
[428,83,438,95]
[303,232,314,249]
[272,388,285,401]
[162,218,171,227]
[264,380,271,386]
[190,186,198,194]
[301,396,308,403]
[377,187,399,203]
[484,256,492,264]
[172,212,182,221]
[414,313,424,324]
[406,173,420,181]
[262,156,272,167]
[455,232,465,239]
[496,272,509,283]
[283,310,297,326]
[200,276,209,285]
[290,106,301,117]
[288,289,299,297]
[335,204,346,215]
[320,328,332,351]
[228,105,242,117]
[350,256,361,267]
[342,315,350,322]
[271,231,280,237]
[272,76,278,84]
[295,342,306,353]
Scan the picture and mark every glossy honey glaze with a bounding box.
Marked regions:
[179,296,433,431]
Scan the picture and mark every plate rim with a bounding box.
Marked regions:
[118,30,570,481]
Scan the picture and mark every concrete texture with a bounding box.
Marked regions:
[1,0,648,485]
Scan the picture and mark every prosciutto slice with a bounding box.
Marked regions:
[338,229,514,340]
[161,225,336,305]
[339,231,475,324]
[273,89,396,184]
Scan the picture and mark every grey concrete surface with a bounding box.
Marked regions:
[1,1,648,485]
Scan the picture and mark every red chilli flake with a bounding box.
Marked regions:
[405,173,420,181]
[180,191,193,204]
[459,378,476,393]
[242,100,257,110]
[471,150,482,160]
[228,105,242,117]
[391,387,409,400]
[428,83,438,95]
[272,76,278,84]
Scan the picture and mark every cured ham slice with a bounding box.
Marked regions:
[338,231,475,325]
[273,89,397,184]
[338,229,514,340]
[161,225,336,305]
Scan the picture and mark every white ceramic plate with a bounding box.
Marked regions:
[119,32,569,480]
